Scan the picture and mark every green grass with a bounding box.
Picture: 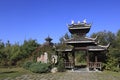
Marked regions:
[0,67,32,79]
[103,70,120,77]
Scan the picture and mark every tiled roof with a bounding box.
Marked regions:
[65,37,96,43]
[87,46,106,51]
[68,23,91,28]
[56,48,73,52]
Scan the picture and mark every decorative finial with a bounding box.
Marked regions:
[93,35,98,40]
[63,37,67,41]
[71,20,74,24]
[78,21,80,24]
[83,19,87,23]
[106,43,110,48]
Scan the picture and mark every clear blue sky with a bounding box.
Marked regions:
[0,0,120,44]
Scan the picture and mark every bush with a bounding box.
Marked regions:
[22,61,33,70]
[112,67,120,72]
[105,56,120,72]
[57,58,65,72]
[29,62,51,73]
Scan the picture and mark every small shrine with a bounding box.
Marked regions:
[57,20,110,71]
[34,36,56,63]
[43,36,54,47]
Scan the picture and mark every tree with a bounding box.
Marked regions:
[59,33,70,43]
[9,43,21,65]
[0,40,6,66]
[90,30,115,45]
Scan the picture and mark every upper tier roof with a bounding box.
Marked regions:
[64,36,97,44]
[68,22,91,34]
[45,36,53,42]
[64,36,98,48]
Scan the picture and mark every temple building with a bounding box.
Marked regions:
[57,20,110,71]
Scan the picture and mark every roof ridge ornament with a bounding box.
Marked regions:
[78,21,80,24]
[98,43,111,49]
[83,19,87,24]
[63,37,67,41]
[71,20,74,24]
[93,35,98,41]
[106,43,111,49]
[85,36,98,41]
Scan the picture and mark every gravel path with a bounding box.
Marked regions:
[2,72,120,80]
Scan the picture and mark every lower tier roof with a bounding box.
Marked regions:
[87,46,107,51]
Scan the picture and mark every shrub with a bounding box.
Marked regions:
[57,58,65,72]
[29,62,51,73]
[105,56,120,72]
[22,61,33,70]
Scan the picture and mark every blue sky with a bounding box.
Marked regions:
[0,0,120,44]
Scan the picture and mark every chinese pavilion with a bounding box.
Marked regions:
[57,20,110,71]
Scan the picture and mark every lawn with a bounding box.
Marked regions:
[0,67,120,80]
[0,67,32,80]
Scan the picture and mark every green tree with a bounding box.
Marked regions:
[3,40,12,66]
[16,39,39,65]
[0,40,6,66]
[9,43,21,65]
[90,30,115,45]
[59,33,70,43]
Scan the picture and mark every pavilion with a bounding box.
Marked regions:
[56,20,110,71]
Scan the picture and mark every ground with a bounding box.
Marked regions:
[0,68,120,80]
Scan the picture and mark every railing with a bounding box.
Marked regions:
[88,62,102,70]
[64,62,74,68]
[64,61,102,70]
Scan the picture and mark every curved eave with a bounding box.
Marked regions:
[69,27,90,29]
[56,49,73,52]
[68,23,91,27]
[85,36,98,41]
[66,41,95,43]
[68,27,91,34]
[98,43,110,50]
[88,49,106,51]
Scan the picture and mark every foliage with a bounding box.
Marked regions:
[90,30,115,45]
[0,39,39,67]
[105,55,120,72]
[0,67,31,79]
[90,30,120,72]
[1,29,120,72]
[29,62,51,73]
[23,61,51,73]
[75,51,86,63]
[20,39,39,58]
[57,57,65,72]
[59,33,70,43]
[22,61,33,70]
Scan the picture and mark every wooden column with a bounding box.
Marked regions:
[95,56,98,62]
[86,50,89,68]
[65,53,69,62]
[94,53,98,70]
